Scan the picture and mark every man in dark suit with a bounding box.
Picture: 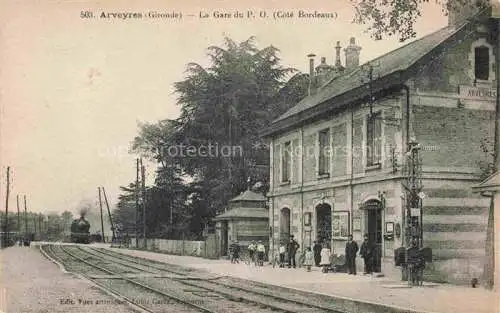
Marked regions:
[345,234,359,275]
[313,240,322,267]
[359,234,374,274]
[287,235,300,268]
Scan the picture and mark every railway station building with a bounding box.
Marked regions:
[262,5,496,283]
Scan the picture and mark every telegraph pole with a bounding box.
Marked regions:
[101,187,116,241]
[23,195,28,237]
[141,159,147,248]
[17,195,20,234]
[98,187,105,243]
[4,166,11,245]
[135,158,140,243]
[33,215,37,239]
[401,138,423,283]
[38,214,42,240]
[361,62,380,117]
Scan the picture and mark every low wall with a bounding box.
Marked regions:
[124,235,218,259]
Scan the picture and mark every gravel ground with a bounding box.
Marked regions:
[0,246,138,313]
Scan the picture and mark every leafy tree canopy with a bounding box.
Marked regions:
[350,0,490,42]
[122,37,309,238]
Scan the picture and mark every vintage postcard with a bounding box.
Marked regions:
[0,0,499,312]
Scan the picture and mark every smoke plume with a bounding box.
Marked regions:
[79,207,89,218]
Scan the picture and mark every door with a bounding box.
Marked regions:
[316,203,332,247]
[221,221,228,256]
[365,200,382,272]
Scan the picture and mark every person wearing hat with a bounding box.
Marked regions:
[286,235,300,268]
[247,241,257,265]
[345,234,359,275]
[359,234,374,274]
[230,240,240,264]
[256,240,266,266]
[313,240,322,267]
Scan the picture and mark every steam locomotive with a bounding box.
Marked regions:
[70,215,90,244]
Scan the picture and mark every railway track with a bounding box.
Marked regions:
[57,245,345,313]
[83,246,195,277]
[44,244,210,313]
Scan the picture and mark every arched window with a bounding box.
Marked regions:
[280,208,291,242]
[469,38,494,84]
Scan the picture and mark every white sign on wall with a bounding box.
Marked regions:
[459,85,496,100]
[410,208,421,217]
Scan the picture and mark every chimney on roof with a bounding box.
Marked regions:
[307,53,316,96]
[344,37,361,70]
[335,41,342,68]
[447,1,482,27]
[315,57,333,86]
[308,53,316,77]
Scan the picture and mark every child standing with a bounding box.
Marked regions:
[320,243,331,273]
[256,240,266,266]
[279,242,286,268]
[304,247,314,272]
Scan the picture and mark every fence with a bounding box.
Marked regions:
[124,234,218,259]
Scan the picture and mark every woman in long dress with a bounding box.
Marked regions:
[320,243,331,273]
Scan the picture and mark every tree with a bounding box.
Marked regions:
[171,37,301,213]
[45,213,62,241]
[60,211,73,237]
[350,0,490,42]
[113,183,138,236]
[127,37,309,239]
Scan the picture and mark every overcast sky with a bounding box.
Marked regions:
[0,0,447,215]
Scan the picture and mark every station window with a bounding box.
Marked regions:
[367,112,382,166]
[475,46,489,81]
[318,129,330,175]
[281,141,291,182]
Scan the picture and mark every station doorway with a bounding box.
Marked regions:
[316,203,332,247]
[364,199,383,272]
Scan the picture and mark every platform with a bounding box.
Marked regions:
[92,243,499,313]
[0,245,136,313]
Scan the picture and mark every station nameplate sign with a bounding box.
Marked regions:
[459,85,496,100]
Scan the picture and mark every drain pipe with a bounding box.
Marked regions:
[300,126,305,253]
[401,84,411,152]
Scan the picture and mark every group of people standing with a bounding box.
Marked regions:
[278,235,300,268]
[230,240,266,265]
[344,233,378,275]
[230,233,378,275]
[308,233,378,275]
